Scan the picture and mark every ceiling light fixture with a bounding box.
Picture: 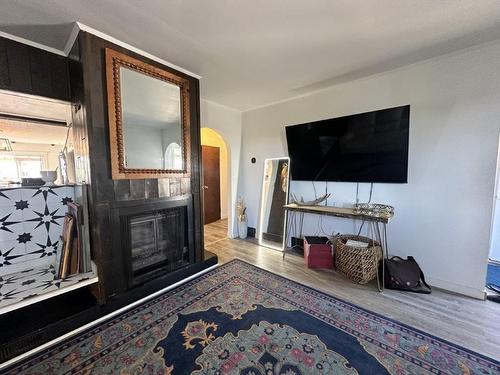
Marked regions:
[0,137,13,151]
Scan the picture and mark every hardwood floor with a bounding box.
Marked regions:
[204,222,500,360]
[204,219,228,245]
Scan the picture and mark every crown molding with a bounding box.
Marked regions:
[76,22,201,79]
[0,23,201,80]
[63,22,81,56]
[0,30,66,57]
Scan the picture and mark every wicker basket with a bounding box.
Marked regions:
[335,235,382,284]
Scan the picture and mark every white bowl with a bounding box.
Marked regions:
[40,170,57,186]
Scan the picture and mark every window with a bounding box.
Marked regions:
[0,154,46,183]
[17,156,43,178]
[164,142,182,170]
[0,155,18,182]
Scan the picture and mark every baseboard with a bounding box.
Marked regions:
[262,232,283,243]
[426,277,486,300]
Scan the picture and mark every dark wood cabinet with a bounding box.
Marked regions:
[0,37,70,101]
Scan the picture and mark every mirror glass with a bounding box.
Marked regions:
[258,157,290,251]
[120,67,183,170]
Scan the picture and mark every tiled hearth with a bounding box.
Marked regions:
[0,186,75,275]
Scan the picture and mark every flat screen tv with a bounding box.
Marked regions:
[285,105,410,183]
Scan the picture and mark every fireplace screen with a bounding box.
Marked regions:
[129,207,189,277]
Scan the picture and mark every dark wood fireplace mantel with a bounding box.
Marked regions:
[68,31,208,302]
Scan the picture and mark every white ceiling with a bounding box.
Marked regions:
[0,90,70,145]
[0,90,71,121]
[0,119,67,145]
[2,1,500,110]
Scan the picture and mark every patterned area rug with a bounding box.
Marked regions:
[3,259,499,374]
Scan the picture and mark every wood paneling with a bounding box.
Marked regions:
[0,42,9,87]
[0,37,70,100]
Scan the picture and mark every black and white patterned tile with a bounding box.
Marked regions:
[0,241,26,268]
[0,186,75,276]
[0,211,24,242]
[0,263,96,311]
[0,189,21,207]
[26,235,60,259]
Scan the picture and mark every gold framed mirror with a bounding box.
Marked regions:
[105,48,191,179]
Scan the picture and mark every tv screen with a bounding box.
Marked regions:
[285,105,410,183]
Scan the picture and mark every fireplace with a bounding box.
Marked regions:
[114,197,195,286]
[129,208,189,276]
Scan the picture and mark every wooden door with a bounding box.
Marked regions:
[202,145,221,224]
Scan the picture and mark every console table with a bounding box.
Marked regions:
[284,204,392,223]
[283,203,394,291]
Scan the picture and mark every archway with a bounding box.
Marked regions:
[164,142,182,169]
[201,127,231,244]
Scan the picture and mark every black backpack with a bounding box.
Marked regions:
[381,256,431,294]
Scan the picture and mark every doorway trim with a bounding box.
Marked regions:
[200,127,232,238]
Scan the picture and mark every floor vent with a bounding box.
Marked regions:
[0,331,45,364]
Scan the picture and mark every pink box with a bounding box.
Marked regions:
[304,236,333,269]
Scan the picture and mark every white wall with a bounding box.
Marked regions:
[239,41,500,298]
[123,125,164,169]
[200,99,242,238]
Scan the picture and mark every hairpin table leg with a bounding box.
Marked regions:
[371,221,382,292]
[374,221,385,291]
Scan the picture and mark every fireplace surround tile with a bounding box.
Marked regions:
[145,179,159,199]
[169,178,181,196]
[114,180,131,201]
[181,177,191,194]
[158,178,170,197]
[130,180,146,199]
